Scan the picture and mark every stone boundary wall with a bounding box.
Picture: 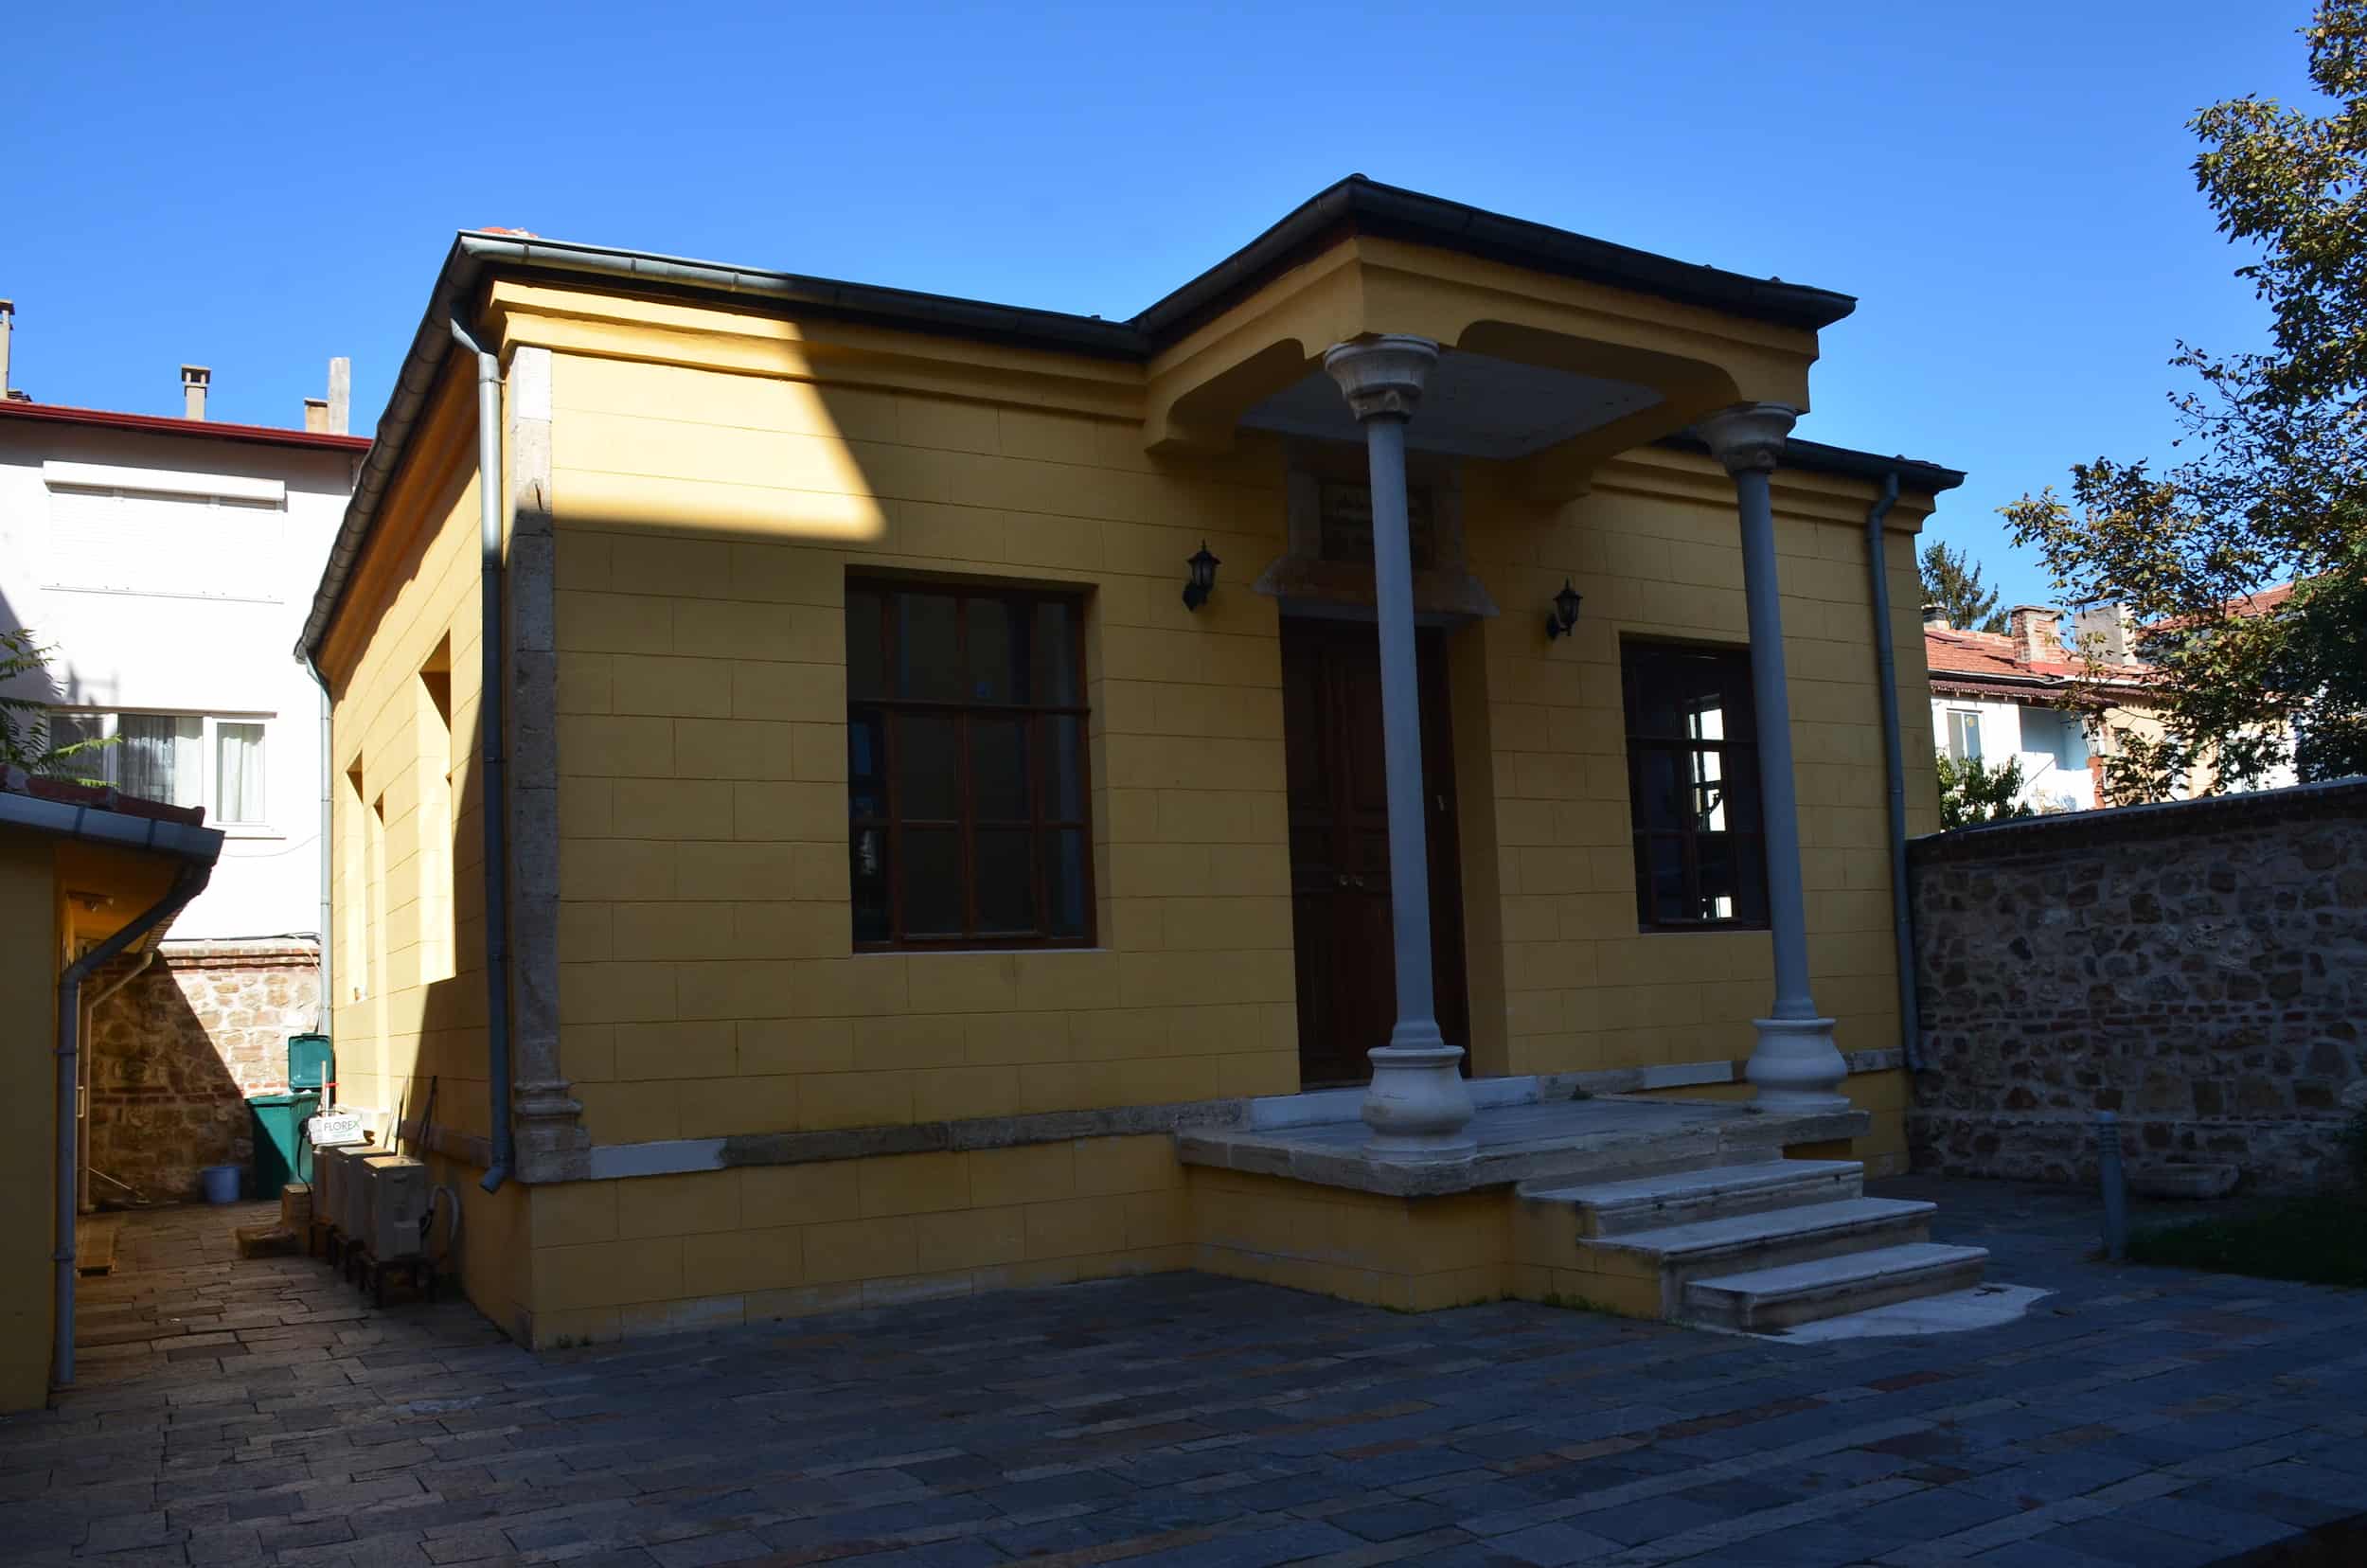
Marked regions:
[1908,779,2366,1192]
[88,940,321,1203]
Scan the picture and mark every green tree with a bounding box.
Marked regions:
[1918,541,2009,632]
[1936,752,2037,829]
[0,629,111,783]
[2003,1,2367,799]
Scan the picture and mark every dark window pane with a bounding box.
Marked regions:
[897,716,959,820]
[973,718,1028,821]
[847,710,885,819]
[1695,834,1739,921]
[901,829,963,935]
[895,592,963,701]
[1045,829,1089,938]
[1637,748,1684,831]
[1047,716,1086,821]
[851,828,890,942]
[975,829,1035,935]
[1033,601,1077,705]
[969,597,1025,704]
[846,589,883,699]
[1643,835,1687,924]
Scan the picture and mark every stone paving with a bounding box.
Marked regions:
[4,1177,2364,1567]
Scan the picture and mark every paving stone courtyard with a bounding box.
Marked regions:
[5,1176,2363,1568]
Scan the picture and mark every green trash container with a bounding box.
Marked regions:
[248,1090,321,1201]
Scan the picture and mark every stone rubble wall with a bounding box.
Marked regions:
[87,940,322,1204]
[1909,779,2367,1193]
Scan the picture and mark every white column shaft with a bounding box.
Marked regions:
[1363,412,1441,1042]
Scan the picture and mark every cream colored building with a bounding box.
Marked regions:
[302,178,1977,1345]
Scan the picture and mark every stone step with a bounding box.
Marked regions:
[1683,1243,1992,1332]
[1580,1196,1938,1314]
[1521,1159,1863,1238]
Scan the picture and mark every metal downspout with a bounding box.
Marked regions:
[451,317,514,1193]
[1862,471,1923,1073]
[55,863,210,1389]
[303,656,333,1035]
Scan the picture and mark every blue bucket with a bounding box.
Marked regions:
[199,1165,241,1205]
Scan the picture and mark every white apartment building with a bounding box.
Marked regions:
[0,305,366,940]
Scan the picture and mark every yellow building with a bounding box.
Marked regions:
[0,777,222,1409]
[299,178,1973,1346]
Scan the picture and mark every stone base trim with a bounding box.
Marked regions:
[428,1052,1914,1186]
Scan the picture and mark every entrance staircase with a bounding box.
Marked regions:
[1517,1158,1988,1331]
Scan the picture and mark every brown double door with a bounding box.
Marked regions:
[1281,616,1470,1088]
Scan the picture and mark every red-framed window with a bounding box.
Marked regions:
[846,580,1094,949]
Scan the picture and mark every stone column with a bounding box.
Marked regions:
[1322,335,1476,1162]
[1697,402,1848,1110]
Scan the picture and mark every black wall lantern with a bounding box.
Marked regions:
[1182,542,1219,612]
[1544,578,1583,640]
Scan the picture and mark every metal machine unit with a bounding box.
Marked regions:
[344,1151,408,1242]
[360,1155,430,1262]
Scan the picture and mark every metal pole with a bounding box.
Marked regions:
[2096,1111,2128,1261]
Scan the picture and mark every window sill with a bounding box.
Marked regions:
[221,825,285,841]
[854,946,1110,958]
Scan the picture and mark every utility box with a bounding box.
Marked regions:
[247,1091,322,1200]
[288,1033,333,1096]
[361,1156,430,1261]
[342,1150,408,1241]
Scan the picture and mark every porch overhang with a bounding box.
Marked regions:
[1141,233,1830,500]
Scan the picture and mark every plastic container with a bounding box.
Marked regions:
[200,1164,241,1204]
[247,1090,323,1200]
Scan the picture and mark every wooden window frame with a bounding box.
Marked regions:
[847,579,1095,951]
[1621,641,1771,933]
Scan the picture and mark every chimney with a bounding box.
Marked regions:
[1921,601,1949,631]
[327,356,350,435]
[303,397,329,433]
[0,299,13,397]
[2006,604,2063,667]
[2072,601,2136,665]
[181,364,210,420]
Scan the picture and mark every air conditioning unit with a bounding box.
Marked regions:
[345,1151,409,1241]
[360,1156,430,1262]
[314,1143,371,1238]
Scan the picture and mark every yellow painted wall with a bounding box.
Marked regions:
[0,831,58,1411]
[318,375,533,1337]
[546,352,1302,1146]
[525,1133,1188,1344]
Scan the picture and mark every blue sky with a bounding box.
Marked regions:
[0,1,2319,608]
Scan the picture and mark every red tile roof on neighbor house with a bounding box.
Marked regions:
[9,774,206,827]
[0,397,371,453]
[1923,625,2154,705]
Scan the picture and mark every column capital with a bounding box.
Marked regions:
[1695,401,1798,475]
[1323,334,1439,421]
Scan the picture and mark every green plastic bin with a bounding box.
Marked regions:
[248,1090,321,1201]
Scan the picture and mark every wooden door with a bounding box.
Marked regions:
[1281,617,1469,1087]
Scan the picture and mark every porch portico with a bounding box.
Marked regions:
[1139,223,1860,1165]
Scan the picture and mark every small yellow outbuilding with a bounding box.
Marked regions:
[0,776,221,1410]
[298,178,1974,1346]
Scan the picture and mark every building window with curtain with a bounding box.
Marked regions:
[845,580,1093,949]
[1946,709,1984,762]
[1621,643,1769,930]
[43,709,270,829]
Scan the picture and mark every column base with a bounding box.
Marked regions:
[1744,1017,1850,1112]
[1361,1042,1477,1163]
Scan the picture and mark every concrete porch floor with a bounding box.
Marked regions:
[8,1184,2366,1567]
[1180,1094,1869,1197]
